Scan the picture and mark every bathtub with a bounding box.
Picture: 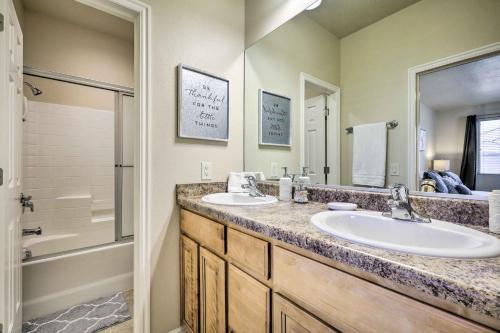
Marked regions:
[23,234,78,258]
[22,221,115,258]
[22,241,133,321]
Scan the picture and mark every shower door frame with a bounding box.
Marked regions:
[24,66,134,244]
[115,91,135,241]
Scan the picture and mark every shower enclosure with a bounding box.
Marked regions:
[21,66,134,259]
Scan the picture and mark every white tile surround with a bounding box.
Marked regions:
[22,101,115,256]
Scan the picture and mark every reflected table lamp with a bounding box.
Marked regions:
[433,159,450,172]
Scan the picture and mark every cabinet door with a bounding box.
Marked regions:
[274,294,337,333]
[228,265,270,333]
[200,247,226,333]
[181,236,199,333]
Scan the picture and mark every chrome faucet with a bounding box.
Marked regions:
[383,184,431,223]
[23,227,42,236]
[241,175,265,197]
[20,193,34,213]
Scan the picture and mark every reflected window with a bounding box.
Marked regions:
[478,116,500,175]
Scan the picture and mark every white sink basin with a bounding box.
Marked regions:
[311,210,500,258]
[202,193,278,206]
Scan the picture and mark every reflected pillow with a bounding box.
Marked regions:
[456,183,472,195]
[440,171,463,185]
[423,171,448,193]
[442,176,459,194]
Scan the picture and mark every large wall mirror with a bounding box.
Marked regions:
[244,0,500,198]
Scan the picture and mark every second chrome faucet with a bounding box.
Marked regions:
[383,183,431,223]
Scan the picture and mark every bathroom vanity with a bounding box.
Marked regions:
[177,183,500,333]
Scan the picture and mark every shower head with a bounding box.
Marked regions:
[23,81,42,96]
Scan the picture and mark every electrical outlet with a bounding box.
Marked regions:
[271,162,278,178]
[201,162,212,180]
[390,162,400,176]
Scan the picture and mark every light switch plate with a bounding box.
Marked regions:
[201,162,212,180]
[271,162,278,177]
[390,162,400,176]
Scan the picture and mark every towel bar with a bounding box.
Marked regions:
[346,120,398,134]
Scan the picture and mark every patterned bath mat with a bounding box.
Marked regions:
[22,291,131,333]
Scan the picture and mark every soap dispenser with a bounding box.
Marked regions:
[298,167,311,186]
[279,167,292,201]
[294,168,309,204]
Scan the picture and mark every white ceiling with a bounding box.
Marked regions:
[305,0,420,38]
[419,54,500,112]
[22,0,134,41]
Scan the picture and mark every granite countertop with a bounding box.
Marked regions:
[177,192,500,323]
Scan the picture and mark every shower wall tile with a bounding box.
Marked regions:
[22,101,115,248]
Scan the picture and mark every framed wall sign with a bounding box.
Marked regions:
[259,90,291,146]
[177,64,229,141]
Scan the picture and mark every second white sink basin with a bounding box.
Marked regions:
[202,192,278,206]
[311,210,500,258]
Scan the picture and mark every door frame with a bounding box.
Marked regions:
[76,1,152,332]
[407,41,500,191]
[299,72,340,184]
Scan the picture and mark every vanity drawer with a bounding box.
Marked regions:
[180,209,225,255]
[227,227,270,279]
[273,246,493,333]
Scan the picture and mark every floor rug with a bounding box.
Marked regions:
[22,291,131,333]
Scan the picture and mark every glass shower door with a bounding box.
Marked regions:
[116,93,134,239]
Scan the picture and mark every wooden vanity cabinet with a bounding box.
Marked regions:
[180,209,496,333]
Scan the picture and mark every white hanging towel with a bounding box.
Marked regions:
[352,122,387,187]
[227,172,266,193]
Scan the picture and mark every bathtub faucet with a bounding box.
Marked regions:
[20,193,34,213]
[23,227,42,236]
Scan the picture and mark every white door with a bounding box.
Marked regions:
[305,95,326,184]
[0,0,23,332]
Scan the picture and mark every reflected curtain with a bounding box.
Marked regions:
[460,115,477,190]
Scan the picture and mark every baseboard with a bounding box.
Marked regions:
[167,326,186,333]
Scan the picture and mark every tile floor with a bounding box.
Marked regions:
[101,290,133,333]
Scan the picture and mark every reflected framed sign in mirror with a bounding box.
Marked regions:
[259,90,291,147]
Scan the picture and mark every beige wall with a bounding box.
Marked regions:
[245,13,340,177]
[145,0,245,331]
[339,0,500,186]
[245,0,317,47]
[23,10,133,110]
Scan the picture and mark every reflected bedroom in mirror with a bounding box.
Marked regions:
[417,52,500,198]
[243,0,500,199]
